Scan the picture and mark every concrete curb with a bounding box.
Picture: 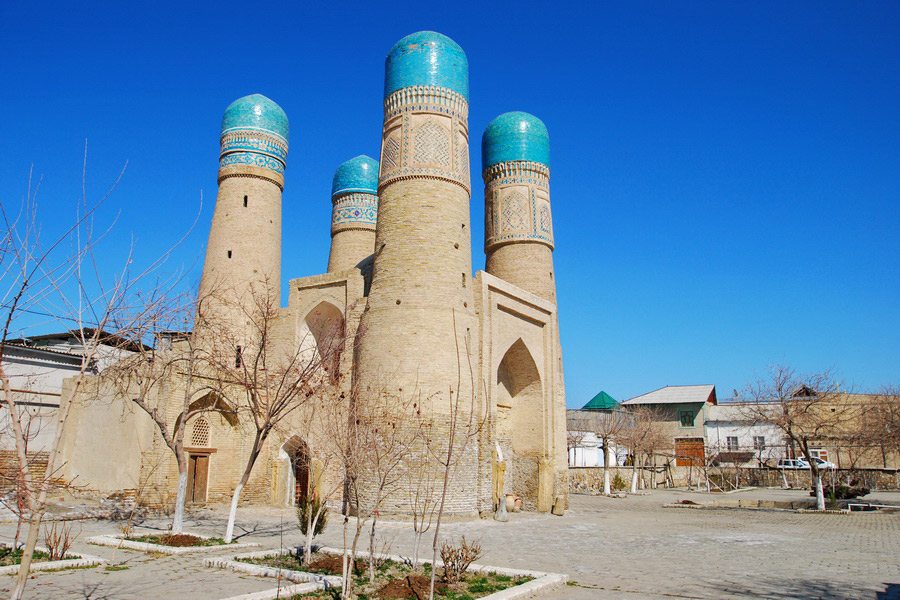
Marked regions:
[0,545,107,575]
[217,582,322,600]
[204,547,340,586]
[86,533,260,555]
[210,545,567,600]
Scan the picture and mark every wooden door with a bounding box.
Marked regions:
[674,438,705,467]
[187,454,209,504]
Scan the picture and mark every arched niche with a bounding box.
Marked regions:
[280,435,311,505]
[495,338,543,504]
[298,301,345,380]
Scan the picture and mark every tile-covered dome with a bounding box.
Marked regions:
[221,94,289,143]
[482,111,549,170]
[332,155,379,196]
[384,31,468,100]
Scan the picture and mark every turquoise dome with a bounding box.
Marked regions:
[221,94,289,142]
[384,31,468,99]
[332,155,379,196]
[482,112,550,170]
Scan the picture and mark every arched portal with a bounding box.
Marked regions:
[495,338,543,507]
[299,301,345,381]
[283,435,310,505]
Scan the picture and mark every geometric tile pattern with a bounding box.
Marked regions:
[414,119,450,167]
[219,129,288,175]
[332,192,378,232]
[482,160,553,249]
[378,86,471,194]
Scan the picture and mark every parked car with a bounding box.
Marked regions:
[777,459,804,469]
[798,457,837,469]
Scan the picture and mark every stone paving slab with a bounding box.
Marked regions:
[0,488,896,599]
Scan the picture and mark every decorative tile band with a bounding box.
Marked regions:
[332,192,378,233]
[484,160,553,250]
[379,88,470,194]
[221,130,288,163]
[220,151,285,174]
[383,85,469,121]
[219,128,288,176]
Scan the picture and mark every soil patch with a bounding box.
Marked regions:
[129,533,226,547]
[305,554,365,575]
[376,574,447,599]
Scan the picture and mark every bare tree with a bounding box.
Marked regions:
[742,365,857,510]
[594,411,629,495]
[0,156,188,599]
[619,406,667,493]
[197,283,342,543]
[864,385,900,469]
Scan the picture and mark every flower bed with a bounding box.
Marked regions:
[0,544,106,575]
[210,546,567,600]
[86,532,260,555]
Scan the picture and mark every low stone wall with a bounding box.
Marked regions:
[569,466,900,493]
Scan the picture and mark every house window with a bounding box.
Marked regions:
[678,410,694,427]
[810,448,828,461]
[753,436,766,451]
[726,436,738,451]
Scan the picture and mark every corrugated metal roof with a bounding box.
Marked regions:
[621,384,717,406]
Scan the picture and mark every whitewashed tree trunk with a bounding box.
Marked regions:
[630,469,638,494]
[603,470,611,495]
[224,482,244,543]
[172,471,188,534]
[814,473,825,510]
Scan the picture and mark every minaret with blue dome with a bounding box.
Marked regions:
[327,155,379,273]
[198,94,289,336]
[353,31,480,516]
[482,112,556,303]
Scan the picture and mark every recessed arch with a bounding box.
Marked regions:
[495,338,543,505]
[299,301,345,380]
[281,435,310,505]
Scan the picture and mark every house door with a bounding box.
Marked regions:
[674,438,705,467]
[186,453,209,504]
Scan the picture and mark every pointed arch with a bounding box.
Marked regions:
[299,301,345,379]
[495,338,544,506]
[496,338,543,456]
[280,435,310,505]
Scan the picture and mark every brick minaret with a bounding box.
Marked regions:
[198,94,288,339]
[482,112,555,303]
[327,155,379,273]
[353,31,478,515]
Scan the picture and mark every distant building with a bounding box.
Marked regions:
[621,385,717,466]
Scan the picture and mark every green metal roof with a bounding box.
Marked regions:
[582,391,618,410]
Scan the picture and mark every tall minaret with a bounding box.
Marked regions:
[482,112,555,302]
[483,112,567,512]
[197,94,288,336]
[353,31,478,515]
[327,155,379,273]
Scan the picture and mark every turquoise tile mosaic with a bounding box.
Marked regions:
[332,155,379,196]
[482,111,549,169]
[221,94,289,143]
[384,31,468,100]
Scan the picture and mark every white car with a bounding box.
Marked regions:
[797,457,837,469]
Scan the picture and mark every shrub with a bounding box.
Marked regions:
[612,472,627,492]
[296,493,327,538]
[440,536,483,584]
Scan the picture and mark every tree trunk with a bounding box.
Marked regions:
[630,465,638,494]
[224,482,244,543]
[602,440,611,495]
[813,471,825,510]
[368,513,378,583]
[172,469,188,535]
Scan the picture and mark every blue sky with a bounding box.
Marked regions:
[2,1,897,405]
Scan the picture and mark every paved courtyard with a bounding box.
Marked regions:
[1,488,898,599]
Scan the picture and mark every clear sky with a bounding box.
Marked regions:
[2,1,897,405]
